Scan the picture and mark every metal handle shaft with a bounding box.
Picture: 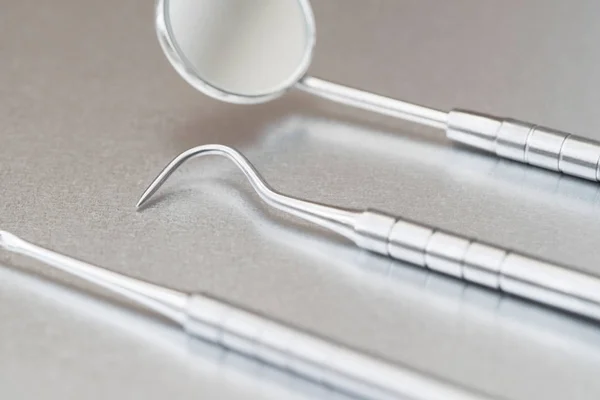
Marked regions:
[137,144,600,322]
[1,230,494,400]
[185,294,493,400]
[353,210,600,321]
[447,110,600,181]
[299,79,600,182]
[296,76,449,130]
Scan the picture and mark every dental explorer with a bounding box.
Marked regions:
[138,144,600,322]
[157,0,600,183]
[0,230,493,400]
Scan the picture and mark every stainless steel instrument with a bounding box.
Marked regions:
[0,230,492,400]
[156,0,600,182]
[299,78,600,182]
[138,144,600,322]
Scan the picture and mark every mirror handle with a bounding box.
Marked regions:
[448,110,600,181]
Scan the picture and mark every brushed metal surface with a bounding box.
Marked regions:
[2,1,600,399]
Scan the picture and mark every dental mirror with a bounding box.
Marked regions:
[157,0,600,184]
[157,0,314,103]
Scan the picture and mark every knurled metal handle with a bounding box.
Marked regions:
[447,109,600,181]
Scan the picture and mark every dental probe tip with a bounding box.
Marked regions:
[136,187,154,209]
[136,144,360,240]
[136,145,216,210]
[136,169,172,209]
[137,167,175,209]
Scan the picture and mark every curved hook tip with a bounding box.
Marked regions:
[136,183,161,209]
[135,146,201,210]
[136,144,269,211]
[135,144,359,240]
[136,187,155,210]
[135,144,277,212]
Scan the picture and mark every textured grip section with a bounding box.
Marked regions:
[557,134,600,180]
[446,109,503,152]
[462,242,506,288]
[387,219,504,289]
[500,123,600,180]
[447,110,600,181]
[385,218,600,319]
[424,232,470,278]
[523,126,567,170]
[495,119,534,162]
[353,210,397,256]
[387,220,433,266]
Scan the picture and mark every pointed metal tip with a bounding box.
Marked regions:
[136,145,231,212]
[136,172,168,210]
[135,144,360,241]
[135,194,148,210]
[0,230,22,251]
[136,147,195,211]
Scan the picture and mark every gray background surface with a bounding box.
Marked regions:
[2,1,600,399]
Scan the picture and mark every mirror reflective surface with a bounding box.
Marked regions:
[161,0,314,101]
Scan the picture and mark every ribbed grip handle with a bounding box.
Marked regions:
[447,110,600,181]
[184,294,490,400]
[353,211,600,321]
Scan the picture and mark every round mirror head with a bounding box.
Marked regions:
[156,0,315,104]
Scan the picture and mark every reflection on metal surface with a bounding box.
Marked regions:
[261,115,600,214]
[138,145,600,322]
[156,0,315,104]
[0,265,333,400]
[205,182,600,360]
[157,0,600,182]
[0,232,491,400]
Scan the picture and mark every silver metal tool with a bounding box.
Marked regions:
[138,144,600,322]
[156,0,600,182]
[0,230,492,400]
